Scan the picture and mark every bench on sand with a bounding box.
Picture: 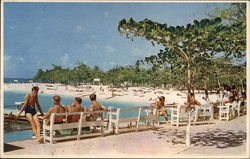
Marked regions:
[107,106,157,134]
[43,110,106,144]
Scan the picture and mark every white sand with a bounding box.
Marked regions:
[4,83,221,106]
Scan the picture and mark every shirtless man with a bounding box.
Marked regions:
[65,97,86,123]
[43,95,66,124]
[88,94,107,121]
[16,86,44,141]
[186,93,201,106]
[153,96,168,121]
[39,95,65,143]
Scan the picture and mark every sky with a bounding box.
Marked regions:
[3,2,231,78]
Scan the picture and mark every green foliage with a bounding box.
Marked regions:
[118,16,246,93]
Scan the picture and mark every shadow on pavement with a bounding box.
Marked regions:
[154,128,246,148]
[4,143,24,152]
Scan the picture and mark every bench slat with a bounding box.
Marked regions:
[119,117,138,123]
[53,123,79,130]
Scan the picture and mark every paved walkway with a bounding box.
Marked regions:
[2,116,248,158]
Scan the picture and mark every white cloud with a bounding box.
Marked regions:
[104,45,115,53]
[91,34,96,38]
[4,55,11,62]
[104,11,109,17]
[60,53,69,65]
[83,43,97,50]
[75,25,87,33]
[131,48,144,57]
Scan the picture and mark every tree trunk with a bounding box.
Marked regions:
[204,80,208,100]
[186,61,191,146]
[217,79,221,89]
[241,80,245,93]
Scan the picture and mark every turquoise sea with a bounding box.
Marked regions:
[4,90,151,142]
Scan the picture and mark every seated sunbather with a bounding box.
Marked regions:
[39,95,66,143]
[65,97,86,123]
[152,96,168,121]
[43,95,66,124]
[88,93,107,121]
[184,93,201,112]
[185,93,201,106]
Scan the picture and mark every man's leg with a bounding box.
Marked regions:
[164,111,168,121]
[33,114,41,140]
[26,113,38,138]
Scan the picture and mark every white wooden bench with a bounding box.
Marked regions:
[193,105,214,125]
[219,102,233,121]
[107,106,157,134]
[232,100,246,117]
[170,104,197,127]
[43,110,106,144]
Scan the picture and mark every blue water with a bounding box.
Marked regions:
[4,90,150,142]
[4,90,147,116]
[4,78,32,83]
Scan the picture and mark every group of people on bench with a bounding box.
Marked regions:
[16,86,107,143]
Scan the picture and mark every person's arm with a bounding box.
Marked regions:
[81,107,87,112]
[152,101,157,108]
[101,104,107,110]
[36,99,44,116]
[43,108,52,119]
[16,95,29,118]
[195,99,201,106]
[65,106,69,112]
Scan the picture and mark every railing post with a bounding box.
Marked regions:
[77,112,83,141]
[136,108,141,131]
[50,113,55,144]
[108,107,113,133]
[43,119,46,143]
[115,109,120,135]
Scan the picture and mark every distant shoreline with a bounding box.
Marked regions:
[3,83,221,107]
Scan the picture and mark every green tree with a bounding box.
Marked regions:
[207,3,246,25]
[118,17,246,146]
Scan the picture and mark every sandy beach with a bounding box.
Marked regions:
[4,83,221,106]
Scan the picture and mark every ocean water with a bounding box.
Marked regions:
[4,78,32,83]
[4,90,151,142]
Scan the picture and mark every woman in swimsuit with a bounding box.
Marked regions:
[16,86,44,141]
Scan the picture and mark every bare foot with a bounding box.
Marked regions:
[37,137,44,144]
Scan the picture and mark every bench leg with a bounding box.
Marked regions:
[115,123,119,135]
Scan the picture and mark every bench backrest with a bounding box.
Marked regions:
[45,110,107,125]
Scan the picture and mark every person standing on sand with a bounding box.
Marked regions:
[16,86,44,141]
[88,93,107,121]
[152,96,168,122]
[65,97,86,123]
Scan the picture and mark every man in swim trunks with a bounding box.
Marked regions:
[16,86,44,142]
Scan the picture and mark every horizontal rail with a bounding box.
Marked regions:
[54,110,107,116]
[4,128,32,133]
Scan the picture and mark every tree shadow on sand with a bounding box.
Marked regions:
[154,128,246,149]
